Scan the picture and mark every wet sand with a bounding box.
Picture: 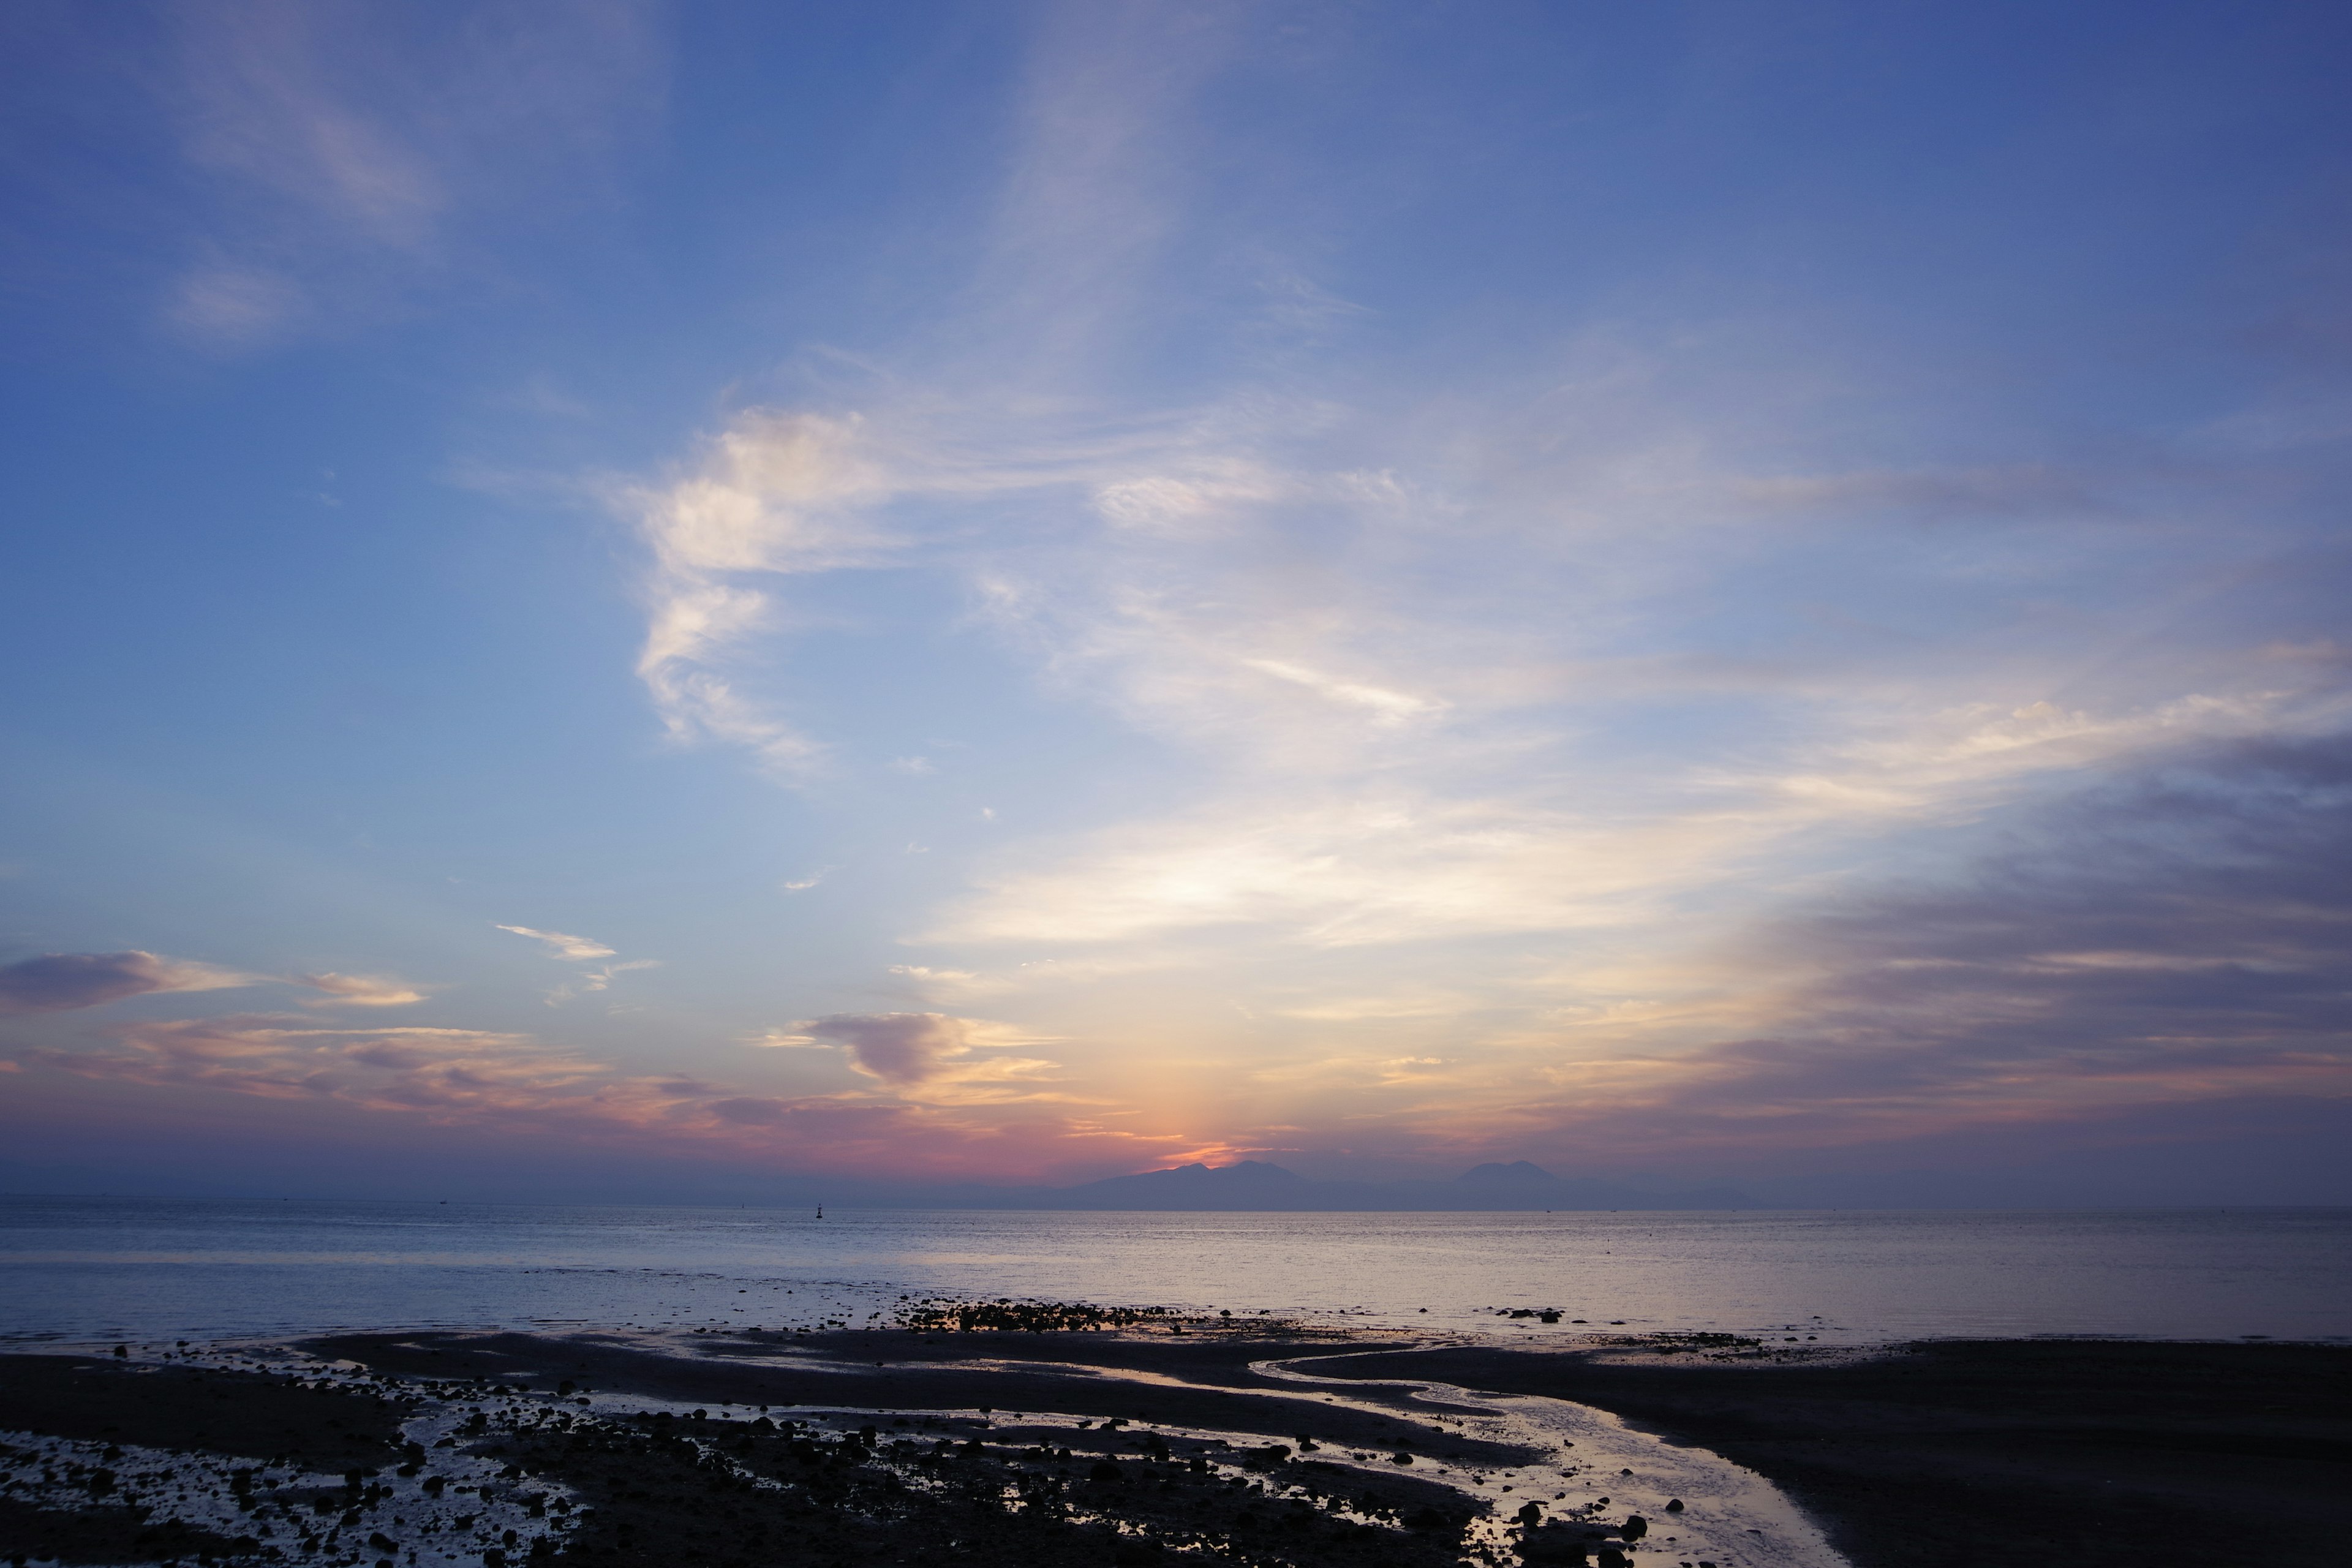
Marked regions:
[2,1322,2345,1567]
[1,1322,1537,1568]
[1305,1337,2352,1568]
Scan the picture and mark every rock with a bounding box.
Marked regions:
[1664,1498,1683,1512]
[1621,1513,1648,1540]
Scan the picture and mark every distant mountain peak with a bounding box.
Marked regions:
[1458,1159,1558,1183]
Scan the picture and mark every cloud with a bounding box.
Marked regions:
[614,404,1117,782]
[618,410,902,780]
[600,4,1285,788]
[296,972,429,1008]
[168,263,309,343]
[538,958,657,1008]
[793,1012,978,1086]
[495,924,617,960]
[21,1012,1123,1181]
[546,3,2352,1192]
[918,673,2350,958]
[790,1011,1057,1090]
[1731,463,2100,520]
[1091,459,1295,537]
[1396,734,2352,1166]
[888,965,1016,1003]
[42,1017,597,1116]
[157,0,665,345]
[0,952,258,1015]
[580,959,660,993]
[925,791,1746,949]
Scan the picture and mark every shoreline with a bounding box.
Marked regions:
[2,1321,2346,1567]
[1306,1336,2352,1568]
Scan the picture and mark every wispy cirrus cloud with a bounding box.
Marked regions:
[295,972,430,1008]
[494,924,617,961]
[494,924,662,1007]
[155,0,663,345]
[579,960,660,994]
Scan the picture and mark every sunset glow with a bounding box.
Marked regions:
[4,1,2348,1205]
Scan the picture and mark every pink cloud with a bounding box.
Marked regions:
[22,1014,1167,1182]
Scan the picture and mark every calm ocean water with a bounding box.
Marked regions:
[2,1197,2345,1346]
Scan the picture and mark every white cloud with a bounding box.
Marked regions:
[925,791,1746,950]
[888,965,1017,1003]
[1236,657,1444,725]
[494,924,617,960]
[1091,459,1293,536]
[297,972,429,1008]
[580,959,660,993]
[619,412,900,782]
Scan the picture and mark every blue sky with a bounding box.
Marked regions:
[4,0,2349,1202]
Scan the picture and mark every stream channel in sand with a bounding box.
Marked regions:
[1249,1348,1847,1568]
[599,1335,1853,1568]
[2,1334,1849,1568]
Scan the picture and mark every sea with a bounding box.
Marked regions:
[4,1197,2347,1348]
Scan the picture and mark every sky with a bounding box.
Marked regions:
[2,0,2350,1205]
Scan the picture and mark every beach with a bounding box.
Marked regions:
[4,1313,2346,1567]
[1308,1336,2352,1567]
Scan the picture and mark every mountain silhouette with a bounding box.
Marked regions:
[1457,1160,1559,1184]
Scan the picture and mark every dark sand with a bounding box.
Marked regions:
[1307,1338,2352,1568]
[4,1325,2346,1567]
[2,1325,1521,1568]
